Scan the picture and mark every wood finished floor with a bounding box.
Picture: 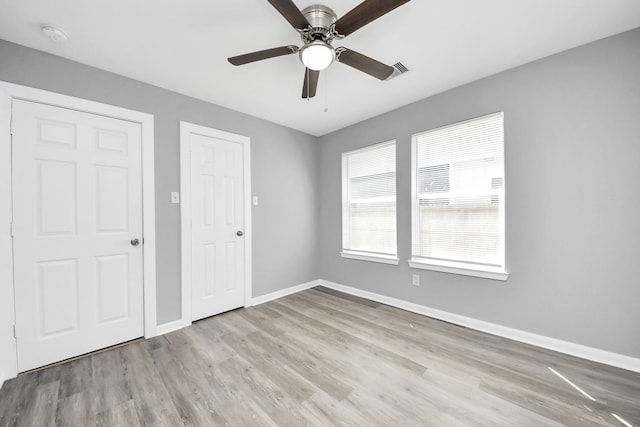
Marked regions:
[1,287,639,426]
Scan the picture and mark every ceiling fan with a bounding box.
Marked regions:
[227,0,411,99]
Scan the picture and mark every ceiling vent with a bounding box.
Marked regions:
[386,61,409,80]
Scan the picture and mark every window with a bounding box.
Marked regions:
[342,141,398,264]
[410,112,507,280]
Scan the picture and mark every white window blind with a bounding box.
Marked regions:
[342,141,397,259]
[411,112,505,273]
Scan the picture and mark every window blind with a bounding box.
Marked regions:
[412,112,504,268]
[342,141,397,256]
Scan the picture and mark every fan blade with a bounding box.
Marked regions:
[336,48,394,80]
[228,45,298,66]
[333,0,410,37]
[266,0,310,30]
[301,68,320,99]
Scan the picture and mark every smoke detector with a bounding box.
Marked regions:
[41,25,68,43]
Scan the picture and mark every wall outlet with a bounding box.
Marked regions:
[170,192,180,204]
[412,274,420,286]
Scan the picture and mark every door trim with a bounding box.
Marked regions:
[0,81,157,381]
[179,121,252,327]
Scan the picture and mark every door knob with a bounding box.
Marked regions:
[236,231,244,237]
[130,238,140,246]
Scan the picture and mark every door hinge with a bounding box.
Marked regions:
[10,221,14,238]
[13,324,17,339]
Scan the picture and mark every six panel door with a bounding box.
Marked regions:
[189,132,245,321]
[12,99,144,372]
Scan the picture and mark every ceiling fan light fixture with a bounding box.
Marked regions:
[300,40,335,71]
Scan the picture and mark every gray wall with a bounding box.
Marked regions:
[318,28,640,358]
[0,39,319,324]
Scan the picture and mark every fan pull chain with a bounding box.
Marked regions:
[324,68,328,112]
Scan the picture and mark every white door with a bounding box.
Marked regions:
[188,130,246,321]
[12,99,144,372]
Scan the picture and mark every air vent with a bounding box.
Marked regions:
[386,61,409,80]
[393,62,409,74]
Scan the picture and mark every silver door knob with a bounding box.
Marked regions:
[130,238,140,246]
[236,231,243,237]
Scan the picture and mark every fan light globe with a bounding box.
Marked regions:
[300,41,335,71]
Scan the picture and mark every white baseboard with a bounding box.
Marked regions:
[251,280,320,306]
[155,319,184,336]
[318,279,640,374]
[155,280,320,336]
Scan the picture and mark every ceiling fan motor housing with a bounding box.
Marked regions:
[301,4,337,42]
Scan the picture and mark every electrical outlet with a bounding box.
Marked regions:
[170,192,180,204]
[412,274,420,286]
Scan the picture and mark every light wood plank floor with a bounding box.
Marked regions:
[1,287,639,426]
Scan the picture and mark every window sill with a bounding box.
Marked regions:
[409,258,509,281]
[341,251,399,265]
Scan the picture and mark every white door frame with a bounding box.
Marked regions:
[0,81,157,382]
[179,121,252,327]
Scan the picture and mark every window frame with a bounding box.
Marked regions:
[341,140,399,265]
[409,112,508,280]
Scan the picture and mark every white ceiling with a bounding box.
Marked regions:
[1,0,639,136]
